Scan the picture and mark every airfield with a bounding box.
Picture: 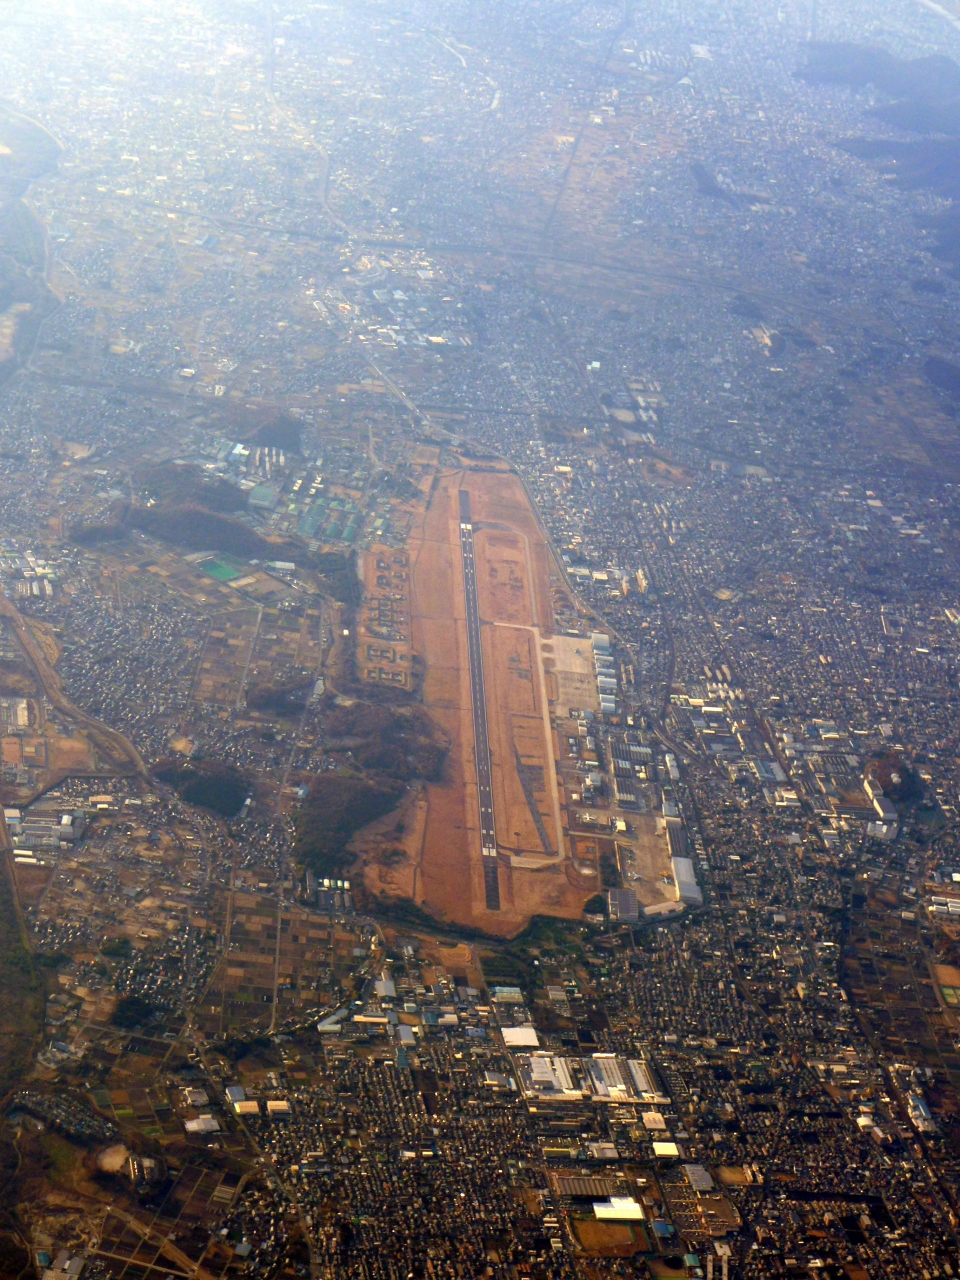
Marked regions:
[356,459,604,935]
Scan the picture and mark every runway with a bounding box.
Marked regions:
[458,489,500,911]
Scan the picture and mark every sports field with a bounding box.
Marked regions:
[201,558,242,582]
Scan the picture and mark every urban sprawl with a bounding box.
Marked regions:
[3,1,960,1280]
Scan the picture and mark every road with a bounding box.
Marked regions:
[235,604,264,712]
[458,490,500,911]
[0,594,146,775]
[103,1204,218,1280]
[269,598,330,1033]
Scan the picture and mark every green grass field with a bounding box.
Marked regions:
[202,559,242,581]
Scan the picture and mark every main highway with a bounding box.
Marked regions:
[458,490,500,911]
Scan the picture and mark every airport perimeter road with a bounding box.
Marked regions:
[458,489,500,911]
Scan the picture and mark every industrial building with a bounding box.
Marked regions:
[515,1053,670,1104]
[671,856,703,907]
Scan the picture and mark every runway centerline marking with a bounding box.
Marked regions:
[458,488,500,911]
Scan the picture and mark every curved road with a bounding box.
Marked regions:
[0,594,146,775]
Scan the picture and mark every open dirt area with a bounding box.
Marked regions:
[572,1218,649,1257]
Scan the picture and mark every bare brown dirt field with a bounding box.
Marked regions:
[12,863,52,906]
[370,460,597,936]
[568,835,601,879]
[26,618,61,666]
[360,788,424,902]
[48,734,95,770]
[486,623,557,857]
[399,937,485,992]
[572,1219,646,1257]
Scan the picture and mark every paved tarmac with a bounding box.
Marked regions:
[458,488,500,911]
